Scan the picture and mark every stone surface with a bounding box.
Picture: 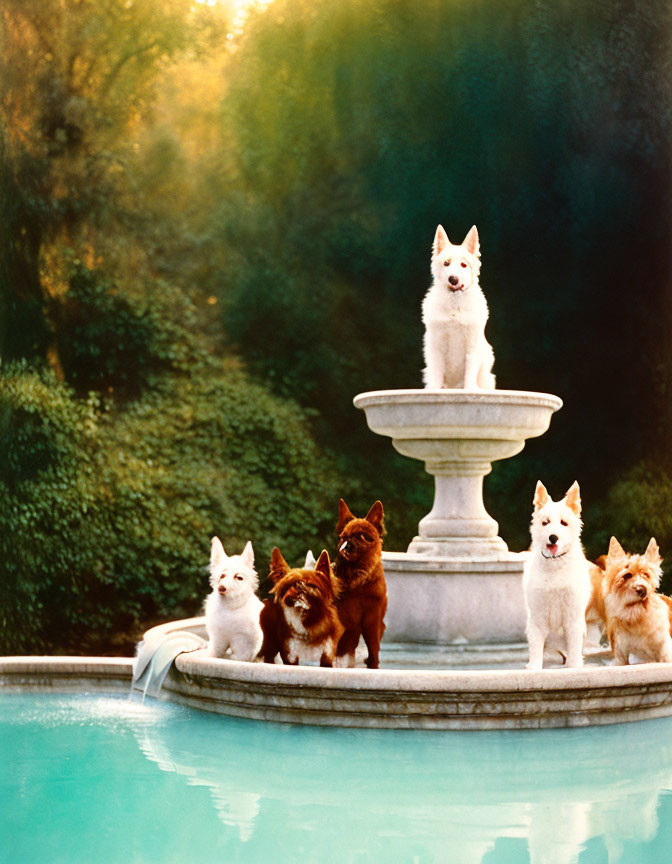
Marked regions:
[382,552,528,642]
[167,646,672,730]
[78,618,672,729]
[0,656,133,692]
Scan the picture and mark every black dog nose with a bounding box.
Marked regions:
[448,275,459,285]
[636,585,647,598]
[548,534,558,545]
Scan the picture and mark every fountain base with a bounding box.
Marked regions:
[406,535,508,557]
[383,551,528,643]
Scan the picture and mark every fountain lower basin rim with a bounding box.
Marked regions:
[169,651,672,730]
[114,619,672,729]
[5,635,672,730]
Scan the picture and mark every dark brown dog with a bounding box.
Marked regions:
[259,548,342,666]
[334,498,387,669]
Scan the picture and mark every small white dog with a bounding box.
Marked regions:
[205,537,263,661]
[422,224,495,389]
[522,481,591,670]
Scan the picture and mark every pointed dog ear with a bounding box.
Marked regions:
[564,481,581,516]
[645,537,662,567]
[608,536,626,562]
[364,500,385,535]
[315,549,331,578]
[314,550,335,597]
[240,540,254,568]
[268,547,289,583]
[462,225,480,257]
[210,536,226,570]
[336,498,355,533]
[433,224,450,256]
[533,481,549,510]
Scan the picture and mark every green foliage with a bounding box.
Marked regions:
[52,264,208,396]
[0,361,95,486]
[584,462,672,593]
[0,0,228,360]
[0,360,339,654]
[588,463,672,559]
[0,363,99,652]
[54,267,164,395]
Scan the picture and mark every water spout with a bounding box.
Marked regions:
[132,629,207,700]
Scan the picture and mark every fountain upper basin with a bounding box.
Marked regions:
[354,389,563,463]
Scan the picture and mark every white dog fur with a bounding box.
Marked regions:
[523,481,591,670]
[205,537,263,661]
[422,224,495,389]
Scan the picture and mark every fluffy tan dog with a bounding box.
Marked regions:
[603,536,672,664]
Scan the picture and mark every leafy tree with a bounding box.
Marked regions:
[0,0,226,359]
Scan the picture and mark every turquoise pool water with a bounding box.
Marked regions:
[2,694,672,864]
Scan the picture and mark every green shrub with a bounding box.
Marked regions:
[588,463,672,592]
[0,362,101,652]
[53,267,169,395]
[0,360,339,654]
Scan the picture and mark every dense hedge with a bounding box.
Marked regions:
[0,361,339,654]
[590,464,672,573]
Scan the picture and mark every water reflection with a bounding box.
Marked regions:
[132,708,672,863]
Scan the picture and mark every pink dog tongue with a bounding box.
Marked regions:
[547,544,558,555]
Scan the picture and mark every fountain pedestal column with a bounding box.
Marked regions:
[354,389,562,644]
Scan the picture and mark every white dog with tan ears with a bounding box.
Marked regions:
[422,224,495,390]
[205,537,263,661]
[522,481,591,670]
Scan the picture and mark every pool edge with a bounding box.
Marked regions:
[0,656,133,693]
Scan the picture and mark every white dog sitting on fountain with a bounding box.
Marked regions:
[205,537,263,661]
[422,224,495,389]
[523,481,591,670]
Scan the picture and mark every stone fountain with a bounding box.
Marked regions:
[121,378,672,730]
[115,227,672,730]
[354,388,562,644]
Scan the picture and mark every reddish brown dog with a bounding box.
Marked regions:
[334,498,387,669]
[259,548,342,666]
